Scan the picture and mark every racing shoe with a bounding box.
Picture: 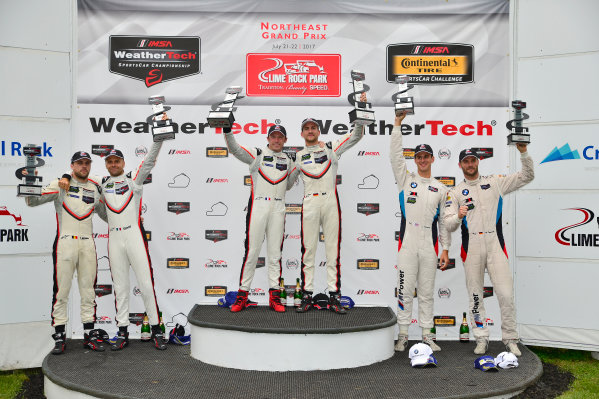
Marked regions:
[111,330,129,351]
[296,292,313,313]
[152,331,167,350]
[269,289,286,312]
[505,339,522,357]
[394,334,408,352]
[422,334,441,352]
[328,291,347,314]
[51,332,66,355]
[230,290,249,313]
[474,337,489,355]
[83,330,105,352]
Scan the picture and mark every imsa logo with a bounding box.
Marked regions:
[357,259,379,270]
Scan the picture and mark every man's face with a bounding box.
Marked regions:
[459,156,479,179]
[301,122,320,144]
[267,132,287,152]
[414,152,434,174]
[71,159,91,180]
[105,156,125,177]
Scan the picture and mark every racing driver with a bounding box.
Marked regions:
[390,110,450,352]
[223,124,299,313]
[444,144,534,356]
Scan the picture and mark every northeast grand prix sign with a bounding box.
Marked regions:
[246,53,341,97]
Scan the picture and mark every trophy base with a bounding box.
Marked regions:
[207,111,235,128]
[349,109,375,126]
[395,102,414,115]
[17,184,42,197]
[152,132,176,142]
[507,133,531,145]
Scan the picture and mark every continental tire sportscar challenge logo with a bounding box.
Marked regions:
[386,42,474,84]
[109,36,200,87]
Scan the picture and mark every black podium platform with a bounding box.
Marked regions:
[43,306,542,399]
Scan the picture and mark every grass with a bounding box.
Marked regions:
[0,369,29,399]
[529,346,599,399]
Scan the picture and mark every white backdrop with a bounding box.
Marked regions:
[1,0,515,342]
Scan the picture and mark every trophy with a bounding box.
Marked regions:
[391,75,415,115]
[207,86,244,128]
[15,145,44,196]
[147,96,175,142]
[506,100,530,145]
[347,70,375,126]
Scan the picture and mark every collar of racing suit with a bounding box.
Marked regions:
[305,144,321,151]
[463,176,481,185]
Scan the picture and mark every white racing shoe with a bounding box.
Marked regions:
[474,338,489,355]
[394,335,408,352]
[422,334,441,352]
[505,340,522,357]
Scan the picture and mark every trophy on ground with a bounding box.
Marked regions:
[207,86,244,128]
[15,145,44,196]
[347,70,375,126]
[391,74,415,115]
[506,100,530,145]
[147,95,175,142]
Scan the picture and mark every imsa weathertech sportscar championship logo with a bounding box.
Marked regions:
[206,147,228,158]
[246,53,341,97]
[437,258,456,270]
[91,144,114,157]
[357,259,380,270]
[387,43,474,84]
[205,285,227,297]
[357,203,380,216]
[94,284,113,297]
[167,258,190,269]
[471,147,494,160]
[167,202,190,215]
[205,230,228,242]
[109,36,200,87]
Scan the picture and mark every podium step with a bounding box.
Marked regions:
[188,304,396,371]
[43,339,543,399]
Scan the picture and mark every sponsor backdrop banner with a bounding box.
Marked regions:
[67,0,511,339]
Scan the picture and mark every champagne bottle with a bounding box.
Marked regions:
[279,278,287,305]
[294,278,302,307]
[159,311,166,334]
[459,312,470,343]
[141,314,151,341]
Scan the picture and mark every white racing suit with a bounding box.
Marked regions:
[390,126,450,334]
[294,125,364,293]
[443,152,534,343]
[25,176,106,328]
[100,142,163,327]
[224,131,298,290]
